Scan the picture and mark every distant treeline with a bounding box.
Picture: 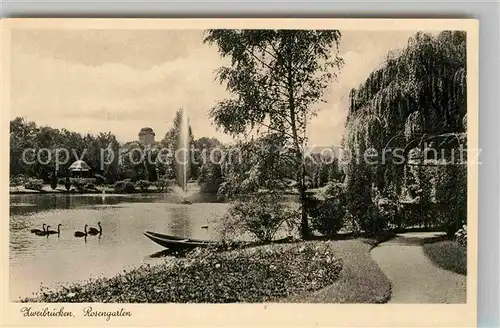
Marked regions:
[9,110,220,184]
[10,113,344,193]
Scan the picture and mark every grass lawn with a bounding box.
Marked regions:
[423,240,467,275]
[284,234,393,303]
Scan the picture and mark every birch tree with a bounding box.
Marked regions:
[204,29,343,239]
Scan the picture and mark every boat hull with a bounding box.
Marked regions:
[144,231,216,251]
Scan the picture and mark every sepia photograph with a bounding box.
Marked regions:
[2,18,478,327]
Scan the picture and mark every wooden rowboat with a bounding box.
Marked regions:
[143,231,217,251]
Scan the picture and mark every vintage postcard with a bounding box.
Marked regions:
[1,18,478,327]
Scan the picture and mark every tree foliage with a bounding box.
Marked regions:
[220,192,299,242]
[204,29,343,239]
[10,117,120,182]
[218,133,295,198]
[308,182,347,236]
[343,31,467,233]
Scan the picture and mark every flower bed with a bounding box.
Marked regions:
[22,242,342,303]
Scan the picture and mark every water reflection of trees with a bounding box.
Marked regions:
[10,193,227,217]
[10,194,127,215]
[167,206,191,238]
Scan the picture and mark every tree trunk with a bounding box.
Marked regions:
[142,148,149,181]
[298,162,310,239]
[285,33,310,240]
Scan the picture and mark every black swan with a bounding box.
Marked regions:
[74,224,88,237]
[47,224,62,235]
[31,223,46,234]
[88,222,102,235]
[34,224,48,236]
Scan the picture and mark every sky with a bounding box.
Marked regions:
[10,29,420,147]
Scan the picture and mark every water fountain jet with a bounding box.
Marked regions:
[176,108,192,205]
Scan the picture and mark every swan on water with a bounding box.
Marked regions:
[31,223,46,234]
[47,224,62,235]
[74,224,88,237]
[88,222,102,235]
[34,224,48,236]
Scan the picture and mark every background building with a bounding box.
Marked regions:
[138,127,155,145]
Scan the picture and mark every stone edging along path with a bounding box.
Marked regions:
[370,232,466,303]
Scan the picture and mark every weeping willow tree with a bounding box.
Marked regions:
[343,31,467,232]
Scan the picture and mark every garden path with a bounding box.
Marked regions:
[371,232,466,303]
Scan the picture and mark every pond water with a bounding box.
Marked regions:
[9,192,229,301]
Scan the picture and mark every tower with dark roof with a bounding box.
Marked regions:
[138,127,155,145]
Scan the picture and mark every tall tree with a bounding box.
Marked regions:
[343,30,467,233]
[204,29,343,239]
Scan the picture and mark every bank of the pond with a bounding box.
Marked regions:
[10,184,319,196]
[9,185,167,195]
[22,241,344,303]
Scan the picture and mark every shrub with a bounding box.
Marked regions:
[66,178,96,193]
[10,174,27,187]
[309,197,345,236]
[322,181,344,198]
[374,196,401,230]
[69,178,96,185]
[94,174,106,185]
[435,165,467,236]
[50,174,57,190]
[56,177,71,190]
[219,192,298,242]
[64,178,71,191]
[114,180,136,193]
[455,225,467,248]
[361,204,388,233]
[345,161,372,232]
[198,163,224,194]
[73,181,86,192]
[84,183,97,191]
[308,182,346,236]
[342,213,360,234]
[24,178,44,191]
[136,180,152,191]
[156,177,173,192]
